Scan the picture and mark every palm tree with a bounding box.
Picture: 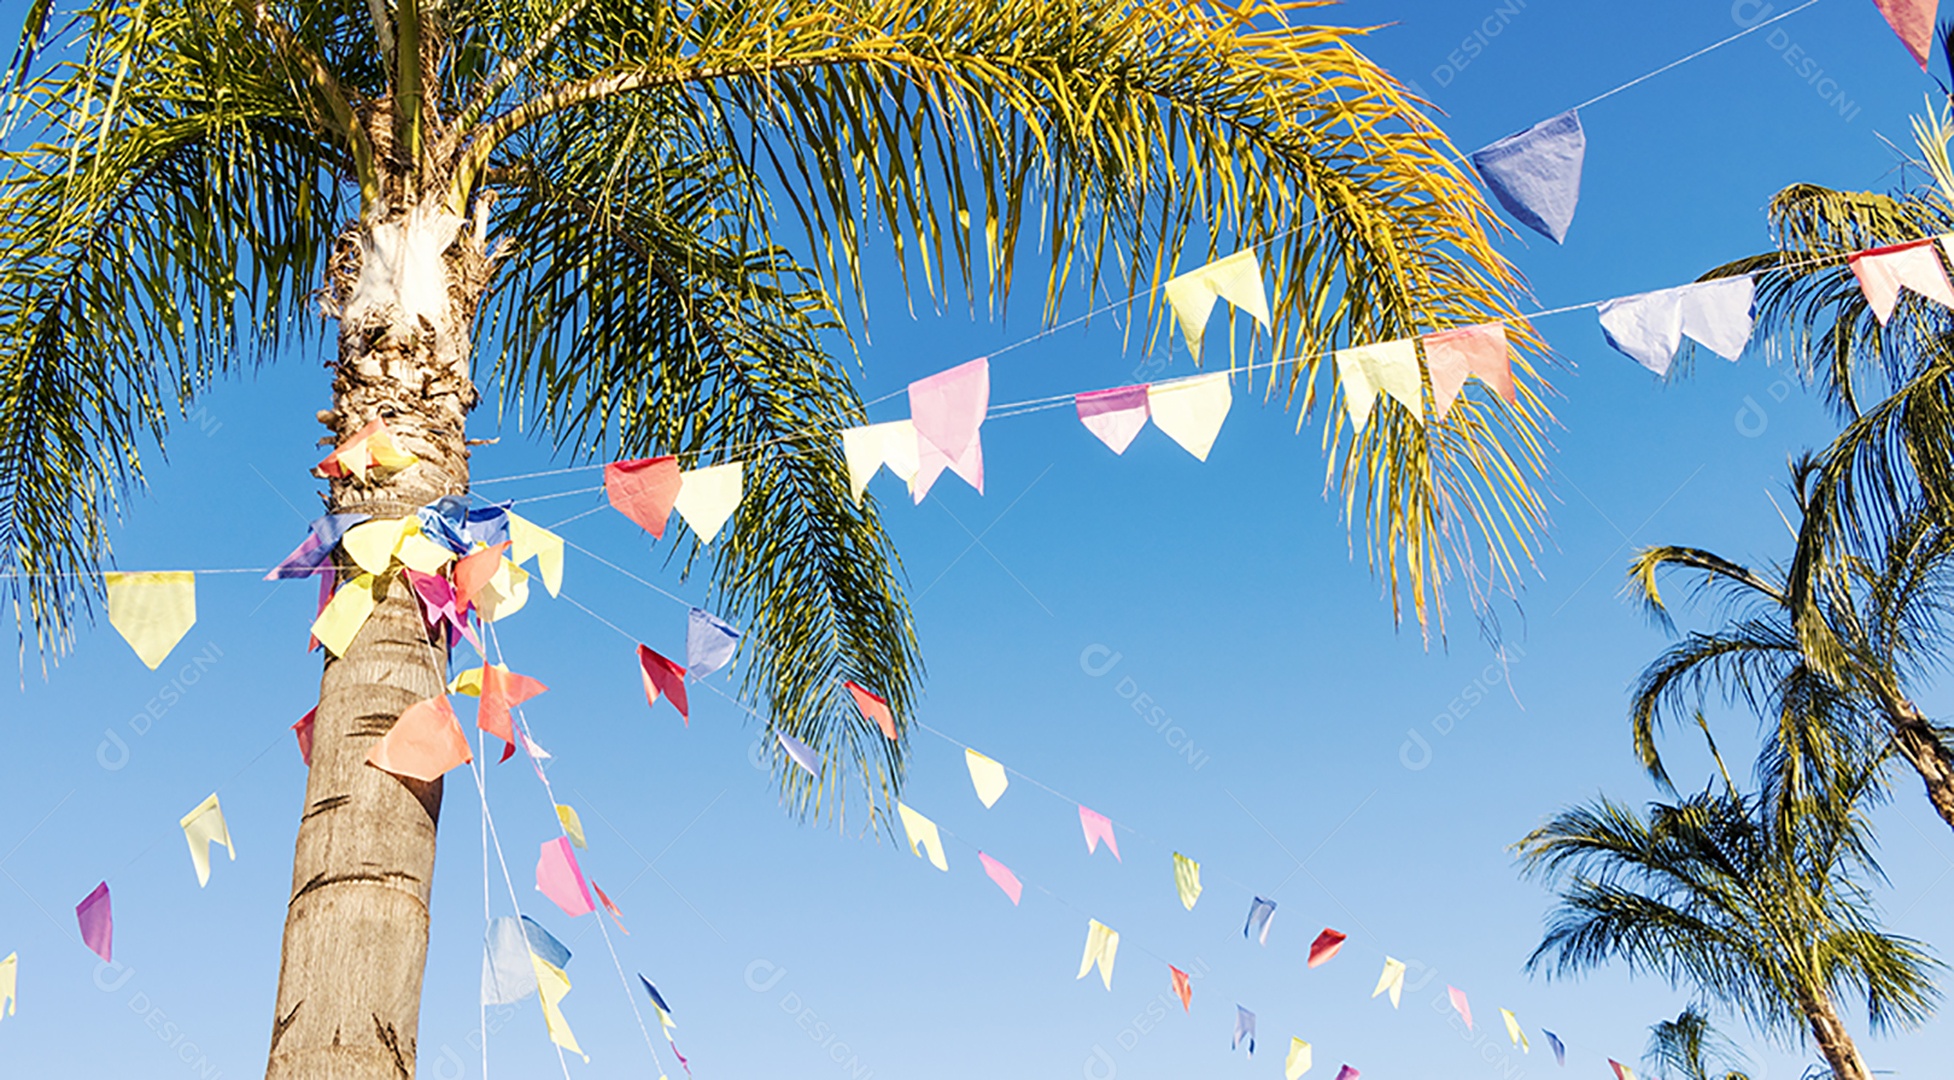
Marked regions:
[1517,746,1939,1080]
[1626,460,1954,833]
[1644,1007,1754,1080]
[0,1,1554,1075]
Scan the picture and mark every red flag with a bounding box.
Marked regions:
[293,707,316,766]
[638,644,689,722]
[593,880,630,934]
[479,665,548,750]
[1308,928,1348,968]
[845,680,896,740]
[452,542,512,608]
[1169,965,1193,1011]
[605,456,683,538]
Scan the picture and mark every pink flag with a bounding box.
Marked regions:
[1334,1067,1360,1080]
[638,644,690,723]
[1079,805,1120,861]
[537,837,595,917]
[367,696,473,782]
[1448,985,1474,1030]
[406,568,478,650]
[1169,965,1192,1011]
[978,852,1023,905]
[1422,323,1512,414]
[76,881,112,962]
[908,358,989,501]
[1849,238,1954,324]
[846,681,897,741]
[593,880,630,934]
[1308,928,1348,967]
[1875,0,1937,68]
[479,666,547,751]
[1075,385,1151,454]
[293,707,316,766]
[307,570,333,652]
[605,456,683,538]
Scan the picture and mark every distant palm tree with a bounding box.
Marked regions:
[1517,741,1939,1080]
[0,1,1553,1075]
[1644,1007,1754,1080]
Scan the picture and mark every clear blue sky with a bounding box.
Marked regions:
[4,2,1952,1078]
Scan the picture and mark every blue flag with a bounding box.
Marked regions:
[687,608,741,678]
[1233,1005,1256,1054]
[1471,110,1586,244]
[1243,896,1277,945]
[1543,1029,1566,1067]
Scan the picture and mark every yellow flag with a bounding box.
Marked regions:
[673,462,744,544]
[507,513,563,597]
[1173,852,1203,911]
[895,801,948,871]
[342,518,412,575]
[1076,919,1119,990]
[178,793,235,888]
[529,953,586,1061]
[1146,374,1233,461]
[0,951,15,1020]
[393,525,456,575]
[556,804,588,849]
[476,559,530,622]
[1345,340,1423,425]
[312,573,379,657]
[1501,1008,1529,1052]
[841,421,920,504]
[1333,346,1381,433]
[964,749,1009,809]
[1163,249,1271,362]
[104,571,196,669]
[1372,956,1406,1008]
[1285,1037,1312,1079]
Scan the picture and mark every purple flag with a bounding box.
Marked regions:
[1471,110,1586,244]
[686,608,740,678]
[1233,1005,1256,1054]
[76,881,112,962]
[1075,385,1151,454]
[266,514,369,580]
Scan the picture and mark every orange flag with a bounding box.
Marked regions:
[637,644,689,722]
[367,696,472,781]
[452,542,512,609]
[1169,965,1193,1011]
[479,665,547,750]
[846,681,896,740]
[605,457,683,538]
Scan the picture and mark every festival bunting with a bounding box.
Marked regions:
[104,571,196,669]
[531,950,586,1060]
[1308,929,1347,968]
[846,681,897,740]
[316,418,417,480]
[1608,1060,1637,1080]
[1243,896,1277,945]
[342,518,413,575]
[1849,236,1954,324]
[293,708,315,766]
[1075,385,1151,454]
[1501,1008,1530,1052]
[1076,919,1119,990]
[593,881,629,934]
[637,644,689,722]
[1545,1029,1567,1066]
[1471,110,1586,243]
[506,512,564,597]
[605,456,684,538]
[1285,1038,1312,1079]
[555,804,587,849]
[1423,323,1515,413]
[673,462,744,543]
[537,837,596,918]
[1597,276,1755,376]
[685,609,740,678]
[367,695,472,782]
[1163,250,1272,363]
[639,977,692,1076]
[452,542,510,609]
[1170,965,1193,1011]
[1372,957,1406,1008]
[1147,373,1234,460]
[895,802,949,871]
[1874,0,1937,67]
[472,558,531,623]
[978,852,1023,905]
[312,573,380,657]
[909,358,990,501]
[1173,852,1203,910]
[451,663,547,759]
[76,882,111,963]
[1078,805,1121,860]
[0,952,13,1022]
[779,731,821,778]
[265,513,368,579]
[1233,1005,1256,1055]
[482,916,569,1005]
[406,569,478,650]
[1448,985,1474,1030]
[179,794,235,888]
[841,420,921,503]
[965,749,1009,808]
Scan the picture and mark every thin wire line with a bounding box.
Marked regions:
[1568,0,1825,114]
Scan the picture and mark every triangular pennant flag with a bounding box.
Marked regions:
[1232,1005,1256,1055]
[1448,985,1474,1030]
[1079,805,1120,860]
[778,730,821,778]
[506,512,563,597]
[1372,957,1406,1007]
[76,882,112,962]
[456,664,546,750]
[909,358,989,501]
[1501,1008,1529,1052]
[1470,110,1586,243]
[178,793,235,888]
[311,572,380,658]
[846,681,896,740]
[637,644,689,723]
[965,749,1009,808]
[1333,1067,1360,1080]
[1146,373,1233,460]
[841,420,921,504]
[316,418,417,480]
[482,917,540,1005]
[977,851,1022,905]
[393,524,457,576]
[1334,344,1380,432]
[464,502,512,548]
[1874,0,1937,67]
[555,804,587,849]
[367,696,473,782]
[895,801,949,871]
[406,569,478,651]
[537,836,595,917]
[104,571,195,669]
[1677,276,1757,361]
[1169,965,1193,1011]
[1346,340,1424,423]
[1600,277,1756,375]
[605,456,683,538]
[1609,1060,1637,1080]
[1075,385,1152,454]
[1173,852,1203,910]
[293,707,316,767]
[341,517,412,575]
[1850,237,1954,324]
[451,542,511,609]
[1308,928,1347,968]
[1423,322,1514,413]
[521,917,571,990]
[1163,249,1272,362]
[639,976,693,1077]
[1544,1029,1566,1066]
[1286,1038,1313,1080]
[593,880,629,934]
[685,608,740,678]
[266,513,369,579]
[673,462,744,543]
[1243,896,1277,944]
[531,952,587,1061]
[0,952,14,1021]
[308,568,334,652]
[473,558,531,626]
[1076,919,1119,990]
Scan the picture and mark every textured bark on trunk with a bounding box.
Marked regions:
[1801,988,1871,1080]
[265,204,488,1080]
[1887,696,1954,835]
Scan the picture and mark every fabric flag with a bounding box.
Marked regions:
[1075,385,1152,454]
[593,881,630,934]
[1423,322,1514,415]
[506,512,563,597]
[1243,896,1277,944]
[368,696,472,782]
[1372,957,1406,1007]
[673,462,744,543]
[1849,237,1954,324]
[393,524,457,576]
[977,851,1023,905]
[555,804,587,849]
[308,570,334,652]
[316,418,417,480]
[416,495,472,553]
[265,513,369,579]
[895,801,949,871]
[342,517,412,575]
[464,502,513,548]
[472,557,532,624]
[76,882,112,962]
[1163,249,1272,363]
[1169,965,1193,1011]
[1173,852,1203,910]
[451,542,511,609]
[605,456,683,538]
[1343,340,1424,424]
[1232,1005,1256,1055]
[637,644,689,723]
[965,749,1009,808]
[293,707,316,766]
[1875,0,1937,67]
[1598,276,1756,376]
[841,420,922,504]
[521,729,551,762]
[531,951,586,1061]
[1470,110,1586,243]
[639,976,692,1077]
[537,837,596,917]
[1285,1038,1312,1080]
[1079,805,1120,861]
[685,608,740,678]
[909,357,990,501]
[1501,1008,1529,1052]
[1609,1061,1637,1080]
[178,793,235,888]
[1147,373,1233,460]
[1544,1029,1566,1066]
[406,569,477,651]
[1333,344,1381,433]
[846,681,897,741]
[778,731,821,778]
[482,916,569,1005]
[1448,985,1474,1030]
[104,571,195,669]
[1308,928,1347,968]
[312,572,380,657]
[450,664,547,754]
[0,951,13,1021]
[1076,919,1119,990]
[1333,1068,1360,1080]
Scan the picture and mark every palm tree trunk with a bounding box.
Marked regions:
[265,206,489,1080]
[1801,988,1872,1080]
[1881,693,1954,834]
